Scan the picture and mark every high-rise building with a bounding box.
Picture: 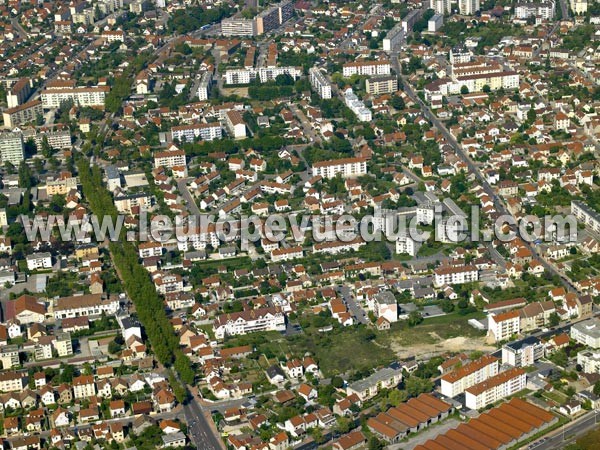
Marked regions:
[0,132,24,166]
[434,0,452,14]
[459,0,480,15]
[309,68,332,99]
[383,23,404,52]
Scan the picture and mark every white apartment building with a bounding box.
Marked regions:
[396,233,421,256]
[213,307,286,339]
[171,123,222,142]
[221,17,257,36]
[138,241,163,258]
[343,88,372,122]
[73,375,96,399]
[502,336,544,367]
[309,67,332,99]
[344,88,372,121]
[41,86,110,108]
[311,157,367,179]
[154,273,184,295]
[53,294,120,320]
[0,372,26,393]
[258,67,301,83]
[577,350,600,373]
[197,71,212,101]
[433,265,478,287]
[514,1,555,19]
[417,202,438,225]
[571,318,600,348]
[342,61,391,77]
[459,0,480,15]
[346,367,403,401]
[572,201,600,234]
[440,355,499,398]
[114,192,151,214]
[433,0,452,14]
[382,24,404,52]
[224,110,247,139]
[6,78,31,108]
[225,67,301,85]
[54,332,73,357]
[271,246,303,262]
[464,368,526,410]
[0,132,24,165]
[488,310,521,343]
[153,149,186,168]
[225,69,255,85]
[428,13,444,32]
[26,252,52,270]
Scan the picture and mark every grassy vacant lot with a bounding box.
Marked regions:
[390,311,487,346]
[286,326,394,377]
[221,312,487,377]
[542,390,569,406]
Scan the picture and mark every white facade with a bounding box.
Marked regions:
[197,72,212,101]
[434,0,452,14]
[577,351,600,373]
[433,265,478,287]
[224,110,247,139]
[342,61,391,77]
[488,311,521,343]
[0,132,24,165]
[213,307,286,339]
[383,24,404,52]
[459,0,480,15]
[343,88,372,122]
[396,233,421,256]
[41,86,109,108]
[312,157,367,179]
[26,252,52,270]
[171,123,222,142]
[464,368,526,410]
[309,67,332,99]
[571,318,600,348]
[515,1,555,19]
[53,294,120,320]
[440,355,499,398]
[428,13,444,32]
[502,338,544,367]
[154,149,186,168]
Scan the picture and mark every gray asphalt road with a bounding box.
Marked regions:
[533,411,599,450]
[184,398,224,450]
[339,285,368,324]
[177,178,202,216]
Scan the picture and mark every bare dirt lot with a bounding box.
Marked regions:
[391,335,496,360]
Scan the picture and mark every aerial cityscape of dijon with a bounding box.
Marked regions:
[0,0,600,448]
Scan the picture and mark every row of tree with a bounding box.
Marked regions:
[76,158,195,393]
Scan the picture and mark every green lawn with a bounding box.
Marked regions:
[286,327,394,377]
[542,390,569,406]
[389,312,486,346]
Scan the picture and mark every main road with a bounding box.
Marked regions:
[390,55,576,293]
[184,396,225,450]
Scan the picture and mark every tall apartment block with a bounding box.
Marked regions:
[309,68,332,99]
[0,132,25,166]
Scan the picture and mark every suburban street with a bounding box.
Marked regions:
[177,178,203,216]
[339,285,369,324]
[390,54,577,293]
[184,396,225,450]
